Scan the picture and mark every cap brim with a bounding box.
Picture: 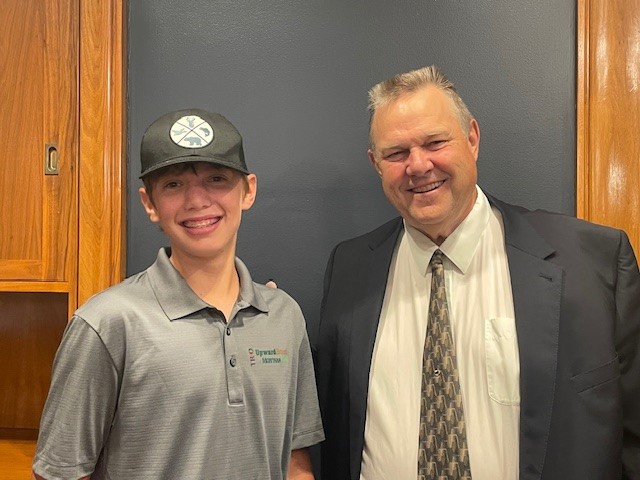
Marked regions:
[139,154,250,178]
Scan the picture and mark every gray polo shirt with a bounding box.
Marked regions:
[33,248,324,480]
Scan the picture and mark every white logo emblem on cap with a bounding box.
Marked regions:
[170,115,213,148]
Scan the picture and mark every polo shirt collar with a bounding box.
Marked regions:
[235,255,269,314]
[147,247,269,321]
[404,185,491,276]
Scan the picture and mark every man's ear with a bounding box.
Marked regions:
[468,118,480,161]
[242,174,258,211]
[368,149,382,176]
[139,187,159,223]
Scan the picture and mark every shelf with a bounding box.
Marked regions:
[0,282,69,293]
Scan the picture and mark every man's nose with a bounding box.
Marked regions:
[405,148,433,176]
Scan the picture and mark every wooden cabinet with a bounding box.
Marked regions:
[0,0,77,287]
[0,0,126,432]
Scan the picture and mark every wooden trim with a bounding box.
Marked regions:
[78,0,127,311]
[44,0,79,286]
[576,0,589,219]
[0,282,70,294]
[575,0,640,255]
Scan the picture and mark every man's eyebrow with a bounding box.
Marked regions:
[379,145,405,153]
[378,131,449,152]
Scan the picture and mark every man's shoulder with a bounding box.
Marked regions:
[332,217,403,251]
[489,193,618,231]
[322,217,402,282]
[506,200,619,236]
[488,194,626,255]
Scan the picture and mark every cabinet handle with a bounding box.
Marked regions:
[45,143,59,175]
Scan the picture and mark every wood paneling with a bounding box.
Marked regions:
[78,0,127,308]
[0,0,127,310]
[0,0,78,283]
[0,1,44,267]
[577,0,640,255]
[0,294,67,429]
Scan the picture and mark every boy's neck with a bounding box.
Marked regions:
[169,249,241,322]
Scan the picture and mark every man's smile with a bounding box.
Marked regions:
[409,180,445,193]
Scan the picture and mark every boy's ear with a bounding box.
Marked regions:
[139,187,159,223]
[242,174,257,211]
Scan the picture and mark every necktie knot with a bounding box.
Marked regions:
[430,249,445,270]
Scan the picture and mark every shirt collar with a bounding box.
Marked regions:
[404,185,491,276]
[147,247,269,321]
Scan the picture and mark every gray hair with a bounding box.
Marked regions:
[367,65,474,150]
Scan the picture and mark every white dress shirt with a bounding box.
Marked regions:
[361,187,520,480]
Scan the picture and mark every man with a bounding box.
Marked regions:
[32,109,324,479]
[314,66,640,479]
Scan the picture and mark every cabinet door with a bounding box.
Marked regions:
[0,0,78,282]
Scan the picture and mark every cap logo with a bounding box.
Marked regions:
[170,115,213,148]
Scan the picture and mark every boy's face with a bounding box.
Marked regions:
[139,162,256,267]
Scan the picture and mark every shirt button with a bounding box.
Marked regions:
[433,369,441,377]
[226,327,231,336]
[229,356,237,367]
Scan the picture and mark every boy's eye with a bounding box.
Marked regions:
[163,181,180,189]
[208,175,229,183]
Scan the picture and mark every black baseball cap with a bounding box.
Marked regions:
[139,108,249,178]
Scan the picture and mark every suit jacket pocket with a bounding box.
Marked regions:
[570,355,620,394]
[485,317,520,405]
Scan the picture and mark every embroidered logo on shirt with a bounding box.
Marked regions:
[248,348,289,366]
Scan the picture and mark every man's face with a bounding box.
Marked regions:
[368,85,480,244]
[139,162,256,269]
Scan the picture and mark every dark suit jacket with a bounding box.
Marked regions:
[313,195,640,480]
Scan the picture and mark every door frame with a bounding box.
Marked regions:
[77,0,127,310]
[576,0,640,254]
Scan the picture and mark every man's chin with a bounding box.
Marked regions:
[405,208,448,227]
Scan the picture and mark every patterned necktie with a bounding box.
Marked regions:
[418,250,472,479]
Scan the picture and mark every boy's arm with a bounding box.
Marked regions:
[32,316,119,479]
[287,448,314,479]
[287,301,324,479]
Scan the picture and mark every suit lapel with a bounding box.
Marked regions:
[490,197,563,480]
[348,218,403,479]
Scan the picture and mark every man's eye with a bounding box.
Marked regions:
[384,151,405,162]
[428,140,446,149]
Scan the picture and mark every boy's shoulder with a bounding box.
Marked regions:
[75,269,155,324]
[250,281,307,328]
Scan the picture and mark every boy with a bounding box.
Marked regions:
[32,109,324,479]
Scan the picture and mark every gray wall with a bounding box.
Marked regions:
[128,1,576,335]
